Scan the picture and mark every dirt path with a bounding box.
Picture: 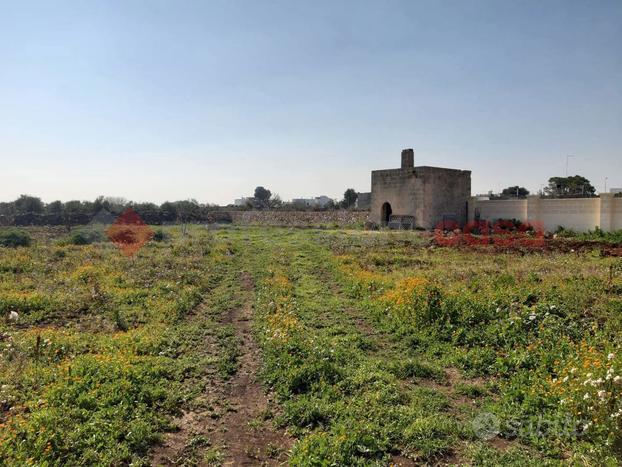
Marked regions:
[152,272,292,466]
[214,272,292,465]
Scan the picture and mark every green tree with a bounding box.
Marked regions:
[252,186,273,209]
[268,193,283,209]
[14,195,44,214]
[174,199,200,223]
[160,201,177,222]
[62,200,84,230]
[254,186,272,203]
[501,186,530,197]
[0,202,15,216]
[133,202,161,224]
[341,189,358,209]
[46,201,63,216]
[93,196,108,213]
[545,176,596,197]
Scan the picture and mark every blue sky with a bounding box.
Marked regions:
[1,0,620,204]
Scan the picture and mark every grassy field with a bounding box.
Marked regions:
[1,226,621,465]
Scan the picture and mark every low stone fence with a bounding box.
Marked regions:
[0,210,370,229]
[224,210,369,228]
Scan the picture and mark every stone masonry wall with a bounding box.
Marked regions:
[420,167,471,229]
[370,168,420,224]
[225,210,369,227]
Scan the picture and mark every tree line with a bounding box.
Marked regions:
[497,175,598,199]
[0,188,363,227]
[0,195,222,227]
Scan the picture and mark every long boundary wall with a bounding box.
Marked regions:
[227,210,369,227]
[469,194,621,232]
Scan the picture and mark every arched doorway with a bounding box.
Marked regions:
[381,202,392,225]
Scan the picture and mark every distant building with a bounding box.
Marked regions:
[234,197,252,207]
[355,192,371,210]
[292,196,334,208]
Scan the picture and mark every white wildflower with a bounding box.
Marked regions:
[608,353,615,361]
[583,393,590,400]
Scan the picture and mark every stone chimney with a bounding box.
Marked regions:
[401,148,414,168]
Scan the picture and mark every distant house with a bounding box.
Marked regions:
[234,197,252,207]
[314,196,333,208]
[292,196,334,208]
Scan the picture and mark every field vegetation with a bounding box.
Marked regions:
[0,226,621,465]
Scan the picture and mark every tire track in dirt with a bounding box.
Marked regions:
[213,272,292,465]
[152,272,292,466]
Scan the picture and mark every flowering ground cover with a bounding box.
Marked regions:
[1,226,620,465]
[0,226,242,465]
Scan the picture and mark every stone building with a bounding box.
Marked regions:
[355,192,371,210]
[370,149,471,229]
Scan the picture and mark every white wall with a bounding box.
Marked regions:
[473,199,527,222]
[469,194,620,233]
[611,198,622,231]
[536,198,600,232]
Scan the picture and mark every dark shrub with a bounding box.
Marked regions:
[68,228,105,245]
[152,229,168,242]
[0,229,32,248]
